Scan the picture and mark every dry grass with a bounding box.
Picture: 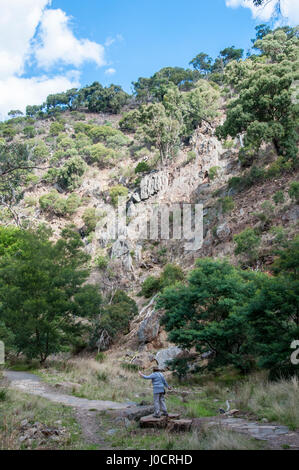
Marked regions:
[36,352,153,403]
[235,374,299,430]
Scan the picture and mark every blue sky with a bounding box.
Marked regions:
[0,0,298,118]
[49,0,257,92]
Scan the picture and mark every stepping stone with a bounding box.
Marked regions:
[167,419,192,433]
[140,413,181,429]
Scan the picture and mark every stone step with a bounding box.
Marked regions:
[140,414,181,429]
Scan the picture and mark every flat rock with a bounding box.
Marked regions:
[167,419,192,433]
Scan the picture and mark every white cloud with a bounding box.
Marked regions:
[225,0,299,24]
[0,0,106,118]
[35,9,105,69]
[0,75,80,121]
[105,68,116,75]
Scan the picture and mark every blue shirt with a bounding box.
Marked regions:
[142,372,169,394]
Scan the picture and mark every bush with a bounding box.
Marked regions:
[95,290,137,340]
[109,185,129,207]
[95,352,106,362]
[289,182,299,203]
[209,166,220,181]
[82,208,100,235]
[160,264,184,288]
[135,161,151,174]
[234,228,261,264]
[273,191,285,205]
[32,141,48,160]
[218,196,235,214]
[140,276,161,298]
[39,191,81,216]
[57,155,86,190]
[0,388,8,402]
[119,110,140,132]
[96,255,109,270]
[85,143,116,167]
[50,121,65,136]
[121,362,139,372]
[23,126,36,138]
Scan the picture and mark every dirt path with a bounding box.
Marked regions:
[4,370,130,449]
[4,370,130,411]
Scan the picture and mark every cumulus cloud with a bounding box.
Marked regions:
[35,9,105,69]
[0,0,106,118]
[225,0,299,24]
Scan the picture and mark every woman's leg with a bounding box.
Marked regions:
[153,393,161,417]
[159,393,168,416]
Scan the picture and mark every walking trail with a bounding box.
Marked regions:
[4,370,299,450]
[4,370,131,448]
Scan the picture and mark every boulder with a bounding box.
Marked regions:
[138,309,161,344]
[155,346,182,370]
[216,223,231,242]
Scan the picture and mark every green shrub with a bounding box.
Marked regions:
[96,371,108,382]
[50,121,65,136]
[135,161,151,174]
[82,208,100,234]
[209,166,220,181]
[57,135,75,150]
[106,133,130,149]
[140,276,161,298]
[0,388,8,401]
[121,362,139,372]
[109,185,129,207]
[85,143,116,167]
[39,191,80,216]
[187,151,196,163]
[234,228,261,263]
[31,140,48,160]
[273,191,285,205]
[95,352,106,362]
[96,255,109,270]
[23,126,36,138]
[218,196,235,214]
[119,110,140,132]
[57,155,86,190]
[289,181,299,203]
[160,264,184,289]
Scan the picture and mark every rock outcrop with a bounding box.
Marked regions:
[155,346,182,370]
[140,171,169,200]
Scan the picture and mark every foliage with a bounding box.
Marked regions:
[140,276,161,298]
[94,290,137,341]
[218,196,235,214]
[109,185,129,207]
[0,227,101,362]
[158,259,258,373]
[234,228,261,264]
[84,143,116,167]
[273,190,285,205]
[96,255,109,270]
[50,121,65,136]
[82,208,100,235]
[39,191,81,217]
[216,30,299,160]
[56,155,86,190]
[289,181,299,203]
[135,161,151,174]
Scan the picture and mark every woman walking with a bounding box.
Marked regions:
[138,367,172,418]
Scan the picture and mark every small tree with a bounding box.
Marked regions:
[0,228,101,362]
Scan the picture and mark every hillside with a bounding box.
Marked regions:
[0,24,299,451]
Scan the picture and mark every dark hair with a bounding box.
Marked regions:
[153,367,161,372]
